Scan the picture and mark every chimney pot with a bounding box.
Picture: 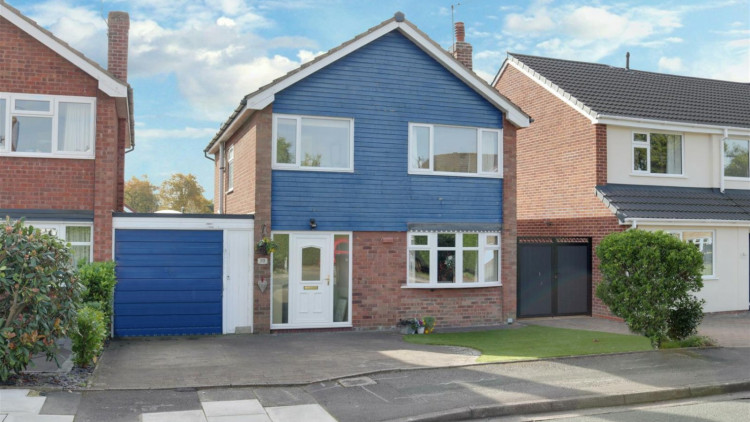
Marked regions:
[452,22,472,70]
[454,21,465,42]
[107,11,130,82]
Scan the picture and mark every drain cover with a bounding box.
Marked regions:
[339,376,376,387]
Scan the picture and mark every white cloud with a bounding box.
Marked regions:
[658,56,684,72]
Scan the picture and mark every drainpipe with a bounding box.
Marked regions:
[720,128,729,193]
[631,220,637,230]
[218,143,225,214]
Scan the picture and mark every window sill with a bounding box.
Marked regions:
[702,276,717,281]
[629,172,687,179]
[409,170,503,179]
[402,282,501,289]
[724,176,750,182]
[272,165,354,173]
[0,152,95,160]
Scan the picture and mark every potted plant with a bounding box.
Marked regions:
[256,237,279,255]
[398,318,416,334]
[423,316,435,334]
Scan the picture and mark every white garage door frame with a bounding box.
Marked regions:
[112,214,254,334]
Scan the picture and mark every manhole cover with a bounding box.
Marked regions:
[339,376,376,387]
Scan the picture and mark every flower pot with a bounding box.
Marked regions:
[418,327,425,334]
[400,326,416,335]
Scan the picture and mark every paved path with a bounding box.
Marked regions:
[0,389,74,422]
[91,331,479,389]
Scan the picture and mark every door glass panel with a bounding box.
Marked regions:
[276,118,297,164]
[272,234,289,324]
[301,247,321,281]
[12,116,52,153]
[333,235,349,322]
[409,250,430,283]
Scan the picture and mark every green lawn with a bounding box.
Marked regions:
[404,325,652,363]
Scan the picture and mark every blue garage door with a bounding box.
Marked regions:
[114,229,223,336]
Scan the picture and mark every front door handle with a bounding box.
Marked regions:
[326,275,330,286]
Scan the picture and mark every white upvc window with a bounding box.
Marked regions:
[407,232,501,287]
[27,222,94,266]
[408,123,502,178]
[0,92,95,159]
[667,230,715,278]
[226,145,235,192]
[723,139,749,179]
[272,114,354,172]
[632,132,683,175]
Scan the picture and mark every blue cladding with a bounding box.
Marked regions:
[272,31,504,232]
[113,229,223,337]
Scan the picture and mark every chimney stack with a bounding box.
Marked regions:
[107,11,130,82]
[452,22,473,70]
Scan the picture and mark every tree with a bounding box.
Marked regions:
[158,173,212,213]
[0,218,83,380]
[596,229,705,349]
[124,175,160,213]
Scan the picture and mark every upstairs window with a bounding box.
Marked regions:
[632,132,683,175]
[0,93,95,158]
[724,139,749,179]
[409,123,501,177]
[272,114,353,171]
[226,145,235,191]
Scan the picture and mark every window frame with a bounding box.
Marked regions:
[631,131,685,177]
[723,138,750,180]
[666,229,716,279]
[0,92,96,159]
[226,145,235,193]
[405,232,501,288]
[271,113,355,172]
[408,123,503,178]
[24,221,94,265]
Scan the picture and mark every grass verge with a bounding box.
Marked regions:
[403,325,652,363]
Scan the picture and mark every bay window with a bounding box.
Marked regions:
[409,123,502,177]
[0,93,95,158]
[407,232,501,287]
[724,139,749,179]
[632,132,683,175]
[272,114,353,171]
[28,223,93,266]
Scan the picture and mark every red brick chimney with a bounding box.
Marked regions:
[107,11,130,82]
[453,22,473,70]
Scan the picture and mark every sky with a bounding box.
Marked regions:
[9,0,750,199]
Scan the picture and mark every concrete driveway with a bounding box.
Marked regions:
[91,331,479,390]
[527,312,750,347]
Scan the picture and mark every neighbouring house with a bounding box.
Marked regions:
[494,53,750,317]
[0,2,133,263]
[205,13,530,333]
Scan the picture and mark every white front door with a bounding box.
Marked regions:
[291,234,332,324]
[223,230,253,333]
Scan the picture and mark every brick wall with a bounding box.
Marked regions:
[495,64,623,318]
[215,105,273,332]
[0,15,125,261]
[501,115,518,321]
[352,232,503,328]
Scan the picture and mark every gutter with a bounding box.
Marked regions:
[595,114,750,136]
[621,218,750,228]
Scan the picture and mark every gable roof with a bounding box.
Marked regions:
[0,1,128,98]
[596,184,750,224]
[205,13,529,153]
[497,53,750,132]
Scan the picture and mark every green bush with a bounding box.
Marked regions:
[0,218,83,381]
[596,229,705,349]
[70,305,106,368]
[77,261,116,334]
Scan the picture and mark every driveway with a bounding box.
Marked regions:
[91,331,479,390]
[526,312,750,347]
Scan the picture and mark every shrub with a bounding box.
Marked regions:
[77,261,116,334]
[0,218,83,381]
[70,305,106,368]
[596,229,705,349]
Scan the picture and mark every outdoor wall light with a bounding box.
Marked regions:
[309,218,317,230]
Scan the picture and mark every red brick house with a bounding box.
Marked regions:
[205,15,529,333]
[0,2,133,263]
[494,53,750,317]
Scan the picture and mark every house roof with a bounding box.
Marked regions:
[205,12,530,154]
[499,53,750,130]
[596,183,750,223]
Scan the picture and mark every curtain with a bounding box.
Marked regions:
[666,135,682,174]
[58,102,91,152]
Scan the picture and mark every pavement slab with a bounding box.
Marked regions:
[201,400,265,417]
[141,410,207,422]
[266,404,337,422]
[4,416,74,422]
[206,416,271,422]
[0,390,46,415]
[38,392,80,416]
